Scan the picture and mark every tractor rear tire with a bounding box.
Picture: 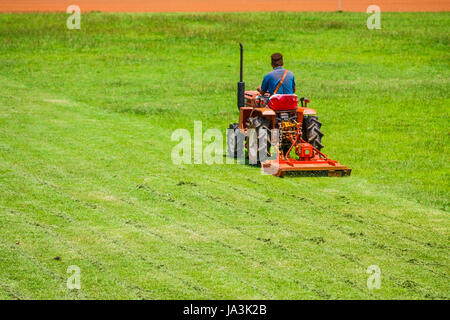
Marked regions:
[302,115,324,150]
[227,123,239,158]
[246,116,271,164]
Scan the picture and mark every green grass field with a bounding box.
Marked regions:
[0,12,448,299]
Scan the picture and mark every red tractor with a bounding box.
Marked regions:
[227,44,351,177]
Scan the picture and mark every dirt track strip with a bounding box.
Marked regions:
[1,0,449,12]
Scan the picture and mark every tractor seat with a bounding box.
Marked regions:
[267,94,298,111]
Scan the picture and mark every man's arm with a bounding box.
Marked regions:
[258,75,269,94]
[292,75,296,93]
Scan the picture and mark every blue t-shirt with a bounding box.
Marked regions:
[261,67,295,95]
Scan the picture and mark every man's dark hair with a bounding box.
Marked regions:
[271,53,283,67]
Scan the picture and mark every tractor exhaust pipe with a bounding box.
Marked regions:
[237,43,245,109]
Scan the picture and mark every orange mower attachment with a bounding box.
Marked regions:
[261,140,352,177]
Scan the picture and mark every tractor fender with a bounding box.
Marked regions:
[240,107,276,131]
[297,107,317,124]
[262,109,276,116]
[302,107,317,115]
[256,108,276,129]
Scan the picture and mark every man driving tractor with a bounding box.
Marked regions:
[257,53,296,96]
[228,44,351,176]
